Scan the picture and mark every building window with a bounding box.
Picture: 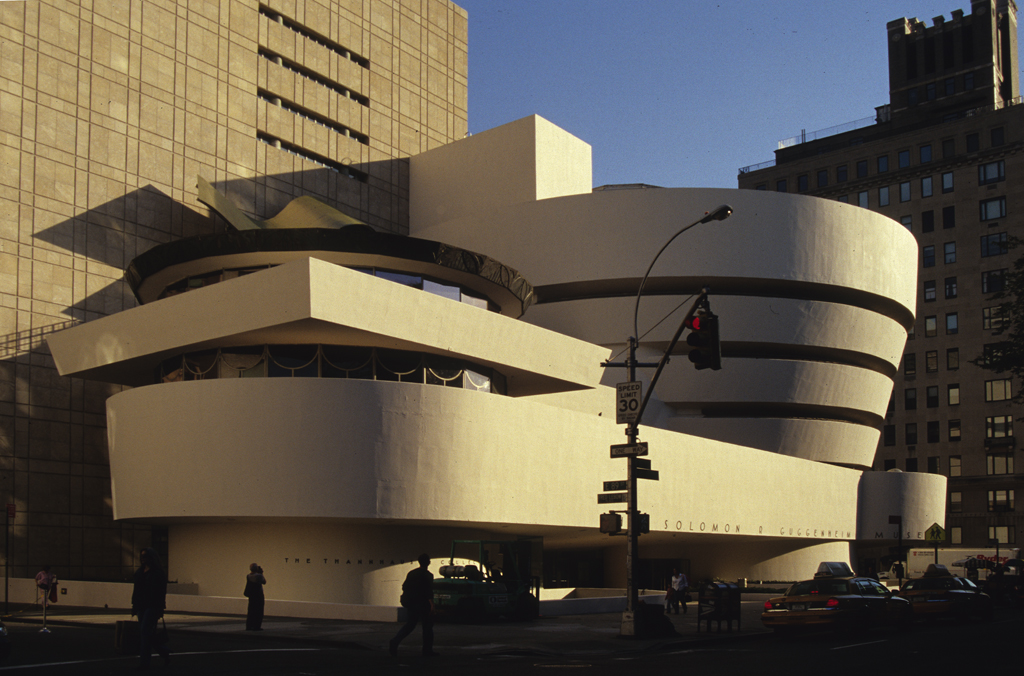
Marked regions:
[942,205,955,229]
[950,491,962,512]
[920,144,932,163]
[947,348,959,370]
[950,455,962,475]
[941,172,954,193]
[883,458,897,470]
[879,186,890,206]
[906,423,918,445]
[817,169,828,188]
[946,313,958,334]
[989,526,1014,544]
[991,127,1005,146]
[942,138,955,158]
[905,388,917,410]
[925,351,938,373]
[947,383,959,405]
[985,379,1012,402]
[907,457,919,472]
[922,210,935,232]
[797,174,809,192]
[856,160,868,178]
[967,132,979,152]
[923,245,935,267]
[923,280,936,302]
[878,155,889,173]
[988,490,1014,512]
[987,452,1014,475]
[927,456,940,473]
[981,232,1008,257]
[858,191,868,208]
[909,88,919,106]
[944,77,955,95]
[944,277,957,299]
[951,527,962,545]
[900,215,912,231]
[927,421,940,442]
[981,343,1006,367]
[776,179,787,192]
[904,353,916,376]
[944,241,956,264]
[838,195,849,203]
[982,269,1006,294]
[986,415,1013,439]
[978,160,1005,185]
[898,150,910,168]
[899,182,911,202]
[921,176,933,197]
[980,197,1006,221]
[884,425,896,446]
[925,316,937,337]
[836,165,848,182]
[982,306,1009,330]
[926,386,939,408]
[926,82,936,100]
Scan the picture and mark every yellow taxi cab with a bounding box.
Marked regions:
[896,563,993,622]
[762,561,911,633]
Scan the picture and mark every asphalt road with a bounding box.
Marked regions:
[0,610,1020,675]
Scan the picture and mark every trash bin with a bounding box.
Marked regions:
[697,581,741,633]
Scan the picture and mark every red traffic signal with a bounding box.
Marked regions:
[686,310,721,370]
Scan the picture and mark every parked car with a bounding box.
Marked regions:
[896,563,993,621]
[762,561,911,633]
[0,618,9,662]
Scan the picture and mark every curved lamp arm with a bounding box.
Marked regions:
[632,204,732,342]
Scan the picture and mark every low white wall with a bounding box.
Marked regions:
[6,578,658,620]
[6,579,197,609]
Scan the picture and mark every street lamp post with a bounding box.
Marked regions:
[604,205,732,637]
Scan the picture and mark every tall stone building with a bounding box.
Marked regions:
[739,0,1022,557]
[0,0,467,581]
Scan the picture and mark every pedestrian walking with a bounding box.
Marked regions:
[669,568,689,615]
[389,554,437,657]
[244,563,266,631]
[131,548,170,669]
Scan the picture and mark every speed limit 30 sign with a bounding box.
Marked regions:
[616,381,642,424]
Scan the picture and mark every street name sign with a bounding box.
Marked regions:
[597,492,628,504]
[610,442,648,458]
[603,480,629,492]
[635,468,660,481]
[616,381,642,424]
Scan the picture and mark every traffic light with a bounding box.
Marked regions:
[637,513,650,534]
[686,310,721,370]
[600,512,622,534]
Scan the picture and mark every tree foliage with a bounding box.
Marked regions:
[971,236,1024,409]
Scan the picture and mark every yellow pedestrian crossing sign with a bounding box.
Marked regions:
[925,523,945,543]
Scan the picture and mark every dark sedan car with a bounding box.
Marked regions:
[762,562,911,633]
[897,564,993,621]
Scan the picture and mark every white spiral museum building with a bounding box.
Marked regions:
[48,116,945,606]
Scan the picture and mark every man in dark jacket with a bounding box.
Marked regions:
[131,548,170,668]
[389,554,437,657]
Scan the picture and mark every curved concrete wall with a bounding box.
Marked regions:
[413,188,917,469]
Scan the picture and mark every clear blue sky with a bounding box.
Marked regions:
[455,1,1023,189]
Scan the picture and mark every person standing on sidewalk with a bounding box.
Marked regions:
[244,563,267,631]
[389,554,437,657]
[669,569,689,615]
[131,548,170,669]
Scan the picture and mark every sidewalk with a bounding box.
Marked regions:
[3,595,772,657]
